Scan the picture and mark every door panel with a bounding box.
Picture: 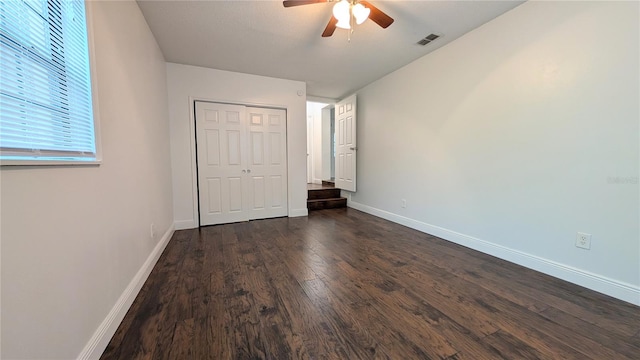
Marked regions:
[246,107,288,220]
[205,130,220,165]
[271,175,283,207]
[206,178,222,213]
[196,102,248,225]
[270,132,283,165]
[228,177,243,212]
[226,130,242,165]
[335,94,356,192]
[252,176,265,210]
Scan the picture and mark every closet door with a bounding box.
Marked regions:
[195,101,287,226]
[246,107,288,220]
[195,102,248,225]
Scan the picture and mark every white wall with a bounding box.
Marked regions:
[351,1,639,304]
[0,1,174,358]
[167,63,307,229]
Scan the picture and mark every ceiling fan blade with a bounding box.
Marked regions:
[322,16,338,37]
[360,1,394,28]
[283,0,330,7]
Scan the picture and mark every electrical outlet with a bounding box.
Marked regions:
[401,199,407,208]
[576,232,591,250]
[150,223,156,239]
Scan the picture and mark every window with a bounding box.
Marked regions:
[0,0,97,164]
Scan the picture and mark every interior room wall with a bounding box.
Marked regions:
[350,0,639,304]
[167,63,307,229]
[0,1,174,358]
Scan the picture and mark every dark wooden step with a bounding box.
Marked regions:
[322,180,335,187]
[307,197,347,210]
[308,188,341,200]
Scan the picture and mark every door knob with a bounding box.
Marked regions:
[247,169,251,173]
[242,170,246,173]
[350,147,357,151]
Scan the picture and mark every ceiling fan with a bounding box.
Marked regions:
[283,0,394,38]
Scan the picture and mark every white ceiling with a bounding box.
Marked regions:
[136,0,525,99]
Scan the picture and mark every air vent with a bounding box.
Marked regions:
[417,33,440,46]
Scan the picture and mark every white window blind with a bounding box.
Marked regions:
[0,0,96,162]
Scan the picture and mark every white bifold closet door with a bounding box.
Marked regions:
[195,101,287,226]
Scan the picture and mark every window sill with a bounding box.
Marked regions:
[1,159,102,167]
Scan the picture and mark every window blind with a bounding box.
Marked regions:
[0,0,96,162]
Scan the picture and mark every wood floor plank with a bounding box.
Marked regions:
[101,208,640,360]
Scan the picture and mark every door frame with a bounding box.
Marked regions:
[188,96,290,227]
[307,114,313,183]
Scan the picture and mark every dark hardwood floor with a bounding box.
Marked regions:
[101,208,640,360]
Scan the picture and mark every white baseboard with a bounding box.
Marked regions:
[348,200,640,306]
[289,207,309,217]
[175,219,196,230]
[77,224,175,360]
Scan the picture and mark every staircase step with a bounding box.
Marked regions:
[307,197,347,210]
[322,180,335,187]
[308,188,341,200]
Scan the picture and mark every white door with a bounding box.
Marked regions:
[245,107,288,220]
[335,94,356,192]
[195,101,287,226]
[196,102,247,225]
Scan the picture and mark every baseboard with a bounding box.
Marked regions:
[289,207,309,217]
[175,219,196,230]
[77,224,175,360]
[347,200,640,306]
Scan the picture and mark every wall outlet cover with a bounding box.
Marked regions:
[576,232,591,250]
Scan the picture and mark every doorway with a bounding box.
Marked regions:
[306,101,335,184]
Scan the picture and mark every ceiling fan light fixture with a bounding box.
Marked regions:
[353,3,370,25]
[332,0,350,21]
[336,18,351,29]
[283,0,393,38]
[333,0,351,29]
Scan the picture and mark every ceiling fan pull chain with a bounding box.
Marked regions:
[348,6,353,42]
